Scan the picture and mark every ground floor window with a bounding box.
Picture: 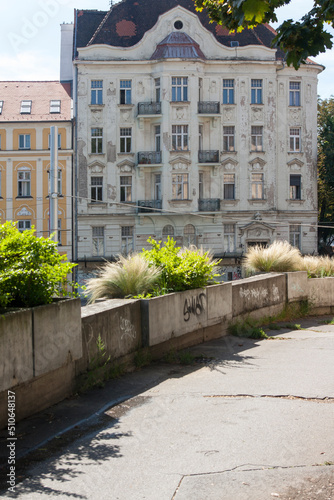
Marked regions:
[121,226,134,254]
[289,224,301,249]
[92,226,104,256]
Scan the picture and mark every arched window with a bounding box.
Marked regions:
[162,224,174,242]
[184,224,196,246]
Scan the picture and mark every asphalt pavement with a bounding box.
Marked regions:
[1,316,334,499]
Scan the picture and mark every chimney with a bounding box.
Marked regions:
[60,23,74,83]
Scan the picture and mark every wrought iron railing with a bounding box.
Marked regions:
[198,101,220,114]
[198,198,220,212]
[138,102,161,115]
[137,151,162,165]
[198,150,220,163]
[137,200,162,213]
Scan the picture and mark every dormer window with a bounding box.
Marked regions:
[50,100,61,113]
[20,100,32,114]
[0,101,3,114]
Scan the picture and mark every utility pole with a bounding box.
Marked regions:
[49,125,58,243]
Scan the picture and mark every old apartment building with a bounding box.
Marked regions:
[0,81,73,258]
[66,0,322,270]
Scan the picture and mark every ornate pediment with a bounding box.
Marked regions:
[88,160,106,173]
[221,157,238,170]
[116,159,135,172]
[287,158,304,169]
[249,157,266,170]
[239,221,275,238]
[17,207,32,216]
[169,155,191,171]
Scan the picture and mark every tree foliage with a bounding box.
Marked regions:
[0,222,76,308]
[318,97,334,248]
[194,0,334,68]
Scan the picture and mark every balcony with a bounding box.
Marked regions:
[138,102,161,115]
[198,101,220,114]
[137,200,162,213]
[138,151,162,165]
[198,198,220,212]
[198,150,220,163]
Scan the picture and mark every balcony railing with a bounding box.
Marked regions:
[137,200,162,213]
[198,150,220,163]
[198,198,221,212]
[138,151,162,165]
[198,101,220,114]
[138,102,161,115]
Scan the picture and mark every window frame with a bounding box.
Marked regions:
[154,173,161,201]
[290,174,301,200]
[251,79,262,104]
[171,77,188,102]
[19,134,31,150]
[17,170,31,197]
[184,224,196,246]
[20,100,32,114]
[121,226,134,255]
[120,127,132,153]
[289,128,301,152]
[223,79,234,105]
[162,224,174,242]
[120,80,132,105]
[224,173,235,200]
[91,176,103,202]
[48,133,61,149]
[223,126,235,152]
[0,101,3,114]
[92,226,105,256]
[91,80,103,105]
[289,81,301,107]
[91,128,103,154]
[50,100,61,113]
[172,124,188,151]
[224,224,236,252]
[18,220,31,232]
[155,78,161,103]
[155,125,161,152]
[172,173,189,200]
[251,172,264,200]
[120,175,132,202]
[289,224,301,249]
[251,126,263,152]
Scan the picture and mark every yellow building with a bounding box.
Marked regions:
[0,81,73,258]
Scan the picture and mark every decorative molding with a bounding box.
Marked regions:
[17,207,32,216]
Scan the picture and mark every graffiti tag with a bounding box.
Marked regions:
[183,293,206,322]
[120,317,136,341]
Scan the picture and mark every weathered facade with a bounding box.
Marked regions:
[70,0,322,271]
[0,81,73,258]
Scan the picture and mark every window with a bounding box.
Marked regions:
[0,101,3,114]
[289,82,301,106]
[251,79,262,104]
[91,80,103,105]
[290,224,301,249]
[251,173,264,199]
[50,100,61,113]
[0,134,1,150]
[121,226,134,255]
[290,175,301,200]
[224,173,235,200]
[18,171,31,197]
[290,128,301,152]
[223,79,234,104]
[120,128,132,153]
[172,125,188,151]
[20,100,32,114]
[155,125,161,152]
[199,172,203,199]
[155,78,160,102]
[154,174,161,200]
[172,77,188,102]
[57,170,62,195]
[48,133,61,149]
[172,173,189,200]
[91,128,103,154]
[184,224,196,246]
[224,224,236,252]
[199,124,203,150]
[91,176,103,202]
[251,126,263,151]
[18,220,31,232]
[19,134,31,150]
[162,224,174,242]
[120,176,132,202]
[223,126,235,152]
[58,219,62,245]
[92,226,104,256]
[120,80,132,104]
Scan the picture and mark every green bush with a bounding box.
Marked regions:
[140,237,220,294]
[0,221,76,308]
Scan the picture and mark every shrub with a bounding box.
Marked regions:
[140,237,220,294]
[85,253,161,302]
[0,221,76,308]
[243,240,302,274]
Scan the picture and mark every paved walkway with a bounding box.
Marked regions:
[1,317,334,499]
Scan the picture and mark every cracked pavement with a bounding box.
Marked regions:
[1,317,334,499]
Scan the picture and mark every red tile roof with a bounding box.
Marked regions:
[0,81,72,122]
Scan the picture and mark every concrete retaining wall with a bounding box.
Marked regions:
[2,271,334,428]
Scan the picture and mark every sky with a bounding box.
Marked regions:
[0,0,333,99]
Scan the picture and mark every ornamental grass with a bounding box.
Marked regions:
[86,254,161,303]
[243,240,302,274]
[299,255,334,278]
